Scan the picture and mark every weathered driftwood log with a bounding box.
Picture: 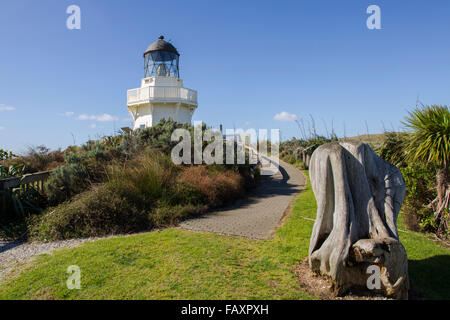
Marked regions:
[308,140,409,299]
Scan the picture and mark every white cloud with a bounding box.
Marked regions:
[0,104,15,112]
[63,111,75,117]
[90,123,97,128]
[274,111,298,122]
[77,113,119,122]
[97,114,119,122]
[77,114,91,120]
[244,121,253,126]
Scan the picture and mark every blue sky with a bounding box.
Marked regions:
[1,0,450,153]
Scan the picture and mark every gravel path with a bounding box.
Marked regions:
[179,160,305,239]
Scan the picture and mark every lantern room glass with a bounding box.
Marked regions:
[144,51,180,78]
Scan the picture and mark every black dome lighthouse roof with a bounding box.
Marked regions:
[144,36,180,57]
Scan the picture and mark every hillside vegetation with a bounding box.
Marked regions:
[1,119,259,240]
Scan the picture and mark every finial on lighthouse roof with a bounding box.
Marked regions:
[159,35,164,40]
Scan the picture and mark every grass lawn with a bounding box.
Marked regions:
[397,217,450,299]
[0,171,449,300]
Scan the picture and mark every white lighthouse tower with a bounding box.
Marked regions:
[127,36,198,130]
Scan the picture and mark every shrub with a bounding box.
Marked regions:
[44,140,125,206]
[236,163,260,190]
[279,138,306,155]
[280,136,338,166]
[373,132,440,232]
[45,164,90,205]
[119,118,192,156]
[0,188,47,239]
[1,146,65,174]
[31,185,147,240]
[400,162,438,232]
[65,141,122,181]
[179,166,217,204]
[24,146,65,172]
[376,132,408,167]
[107,150,179,208]
[213,169,245,204]
[179,165,244,207]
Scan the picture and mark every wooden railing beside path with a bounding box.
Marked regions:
[0,171,51,195]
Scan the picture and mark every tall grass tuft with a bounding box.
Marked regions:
[107,150,179,209]
[179,165,244,207]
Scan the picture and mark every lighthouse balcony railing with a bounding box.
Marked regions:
[127,87,197,106]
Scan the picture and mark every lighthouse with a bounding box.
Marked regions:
[127,36,198,130]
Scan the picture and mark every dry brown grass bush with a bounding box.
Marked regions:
[179,165,244,207]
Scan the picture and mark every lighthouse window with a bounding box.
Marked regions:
[144,51,179,78]
[140,124,145,129]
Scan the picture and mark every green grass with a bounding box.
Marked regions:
[397,216,450,299]
[0,171,449,299]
